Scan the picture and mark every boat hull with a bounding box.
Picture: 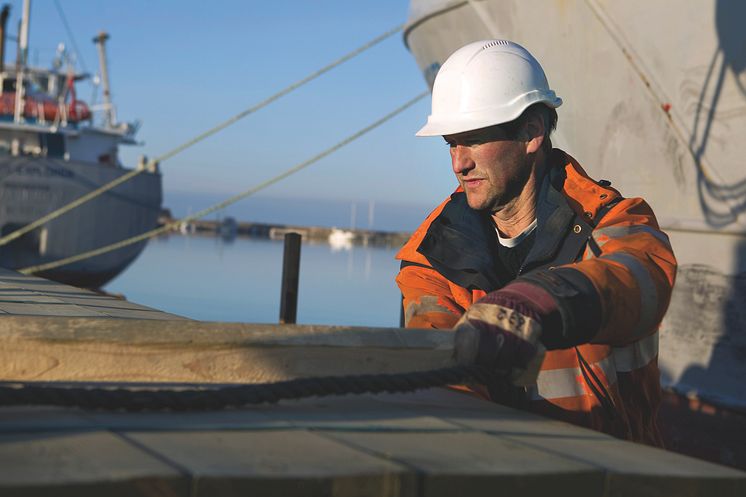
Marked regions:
[0,155,161,288]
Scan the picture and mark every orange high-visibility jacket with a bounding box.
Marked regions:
[396,149,677,445]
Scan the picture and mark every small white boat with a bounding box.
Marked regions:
[328,228,354,251]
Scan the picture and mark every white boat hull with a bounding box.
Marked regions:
[0,156,161,287]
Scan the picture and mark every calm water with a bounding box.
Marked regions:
[104,234,403,327]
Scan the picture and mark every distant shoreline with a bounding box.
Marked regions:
[157,214,411,249]
[162,192,433,234]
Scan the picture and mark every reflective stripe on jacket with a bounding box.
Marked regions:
[395,149,677,445]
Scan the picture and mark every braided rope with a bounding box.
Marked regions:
[0,366,496,411]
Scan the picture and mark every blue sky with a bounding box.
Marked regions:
[14,0,456,213]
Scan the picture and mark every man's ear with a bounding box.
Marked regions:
[523,113,546,154]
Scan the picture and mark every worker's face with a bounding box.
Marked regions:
[445,124,533,213]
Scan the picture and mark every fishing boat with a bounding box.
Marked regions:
[0,2,161,288]
[403,0,746,467]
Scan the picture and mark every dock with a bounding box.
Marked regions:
[0,269,744,496]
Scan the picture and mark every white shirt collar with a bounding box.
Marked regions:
[496,219,537,248]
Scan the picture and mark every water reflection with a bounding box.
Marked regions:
[105,234,402,327]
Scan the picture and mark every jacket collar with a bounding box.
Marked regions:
[417,190,502,291]
[417,151,587,291]
[521,161,577,272]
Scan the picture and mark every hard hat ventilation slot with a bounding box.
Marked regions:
[481,40,510,50]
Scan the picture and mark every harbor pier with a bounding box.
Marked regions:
[0,268,744,495]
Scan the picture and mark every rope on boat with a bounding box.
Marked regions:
[0,24,404,249]
[0,365,496,411]
[19,91,428,275]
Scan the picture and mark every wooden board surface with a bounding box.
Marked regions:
[128,430,417,497]
[325,431,604,497]
[0,270,453,383]
[0,389,743,497]
[0,268,183,320]
[0,315,455,382]
[0,430,188,496]
[507,433,745,497]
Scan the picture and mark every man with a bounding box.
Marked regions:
[396,40,676,445]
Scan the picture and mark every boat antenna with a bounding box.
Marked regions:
[12,0,29,124]
[93,31,115,128]
[0,5,9,74]
[53,0,88,74]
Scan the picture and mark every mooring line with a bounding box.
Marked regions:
[0,24,403,249]
[19,91,428,275]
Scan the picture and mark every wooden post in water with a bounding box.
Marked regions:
[279,232,301,324]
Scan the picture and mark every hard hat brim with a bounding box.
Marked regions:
[416,95,562,137]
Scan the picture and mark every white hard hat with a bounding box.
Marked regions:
[417,40,562,137]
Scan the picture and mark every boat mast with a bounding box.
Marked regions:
[93,31,115,128]
[13,0,29,124]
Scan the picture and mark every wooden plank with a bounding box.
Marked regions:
[1,391,743,496]
[127,430,417,497]
[505,434,746,497]
[77,407,277,432]
[0,316,454,382]
[239,394,463,431]
[0,430,188,496]
[370,389,612,439]
[372,390,746,494]
[0,284,108,317]
[0,302,103,317]
[0,285,88,304]
[324,431,605,497]
[0,406,96,432]
[0,268,184,320]
[0,392,476,434]
[0,268,90,296]
[47,296,185,320]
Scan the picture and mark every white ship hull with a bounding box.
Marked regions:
[0,156,161,287]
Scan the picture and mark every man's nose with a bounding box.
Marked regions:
[451,145,475,174]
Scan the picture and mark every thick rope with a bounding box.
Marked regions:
[19,91,428,275]
[0,366,496,411]
[0,24,403,249]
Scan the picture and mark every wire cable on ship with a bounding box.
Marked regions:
[18,90,428,275]
[53,0,89,74]
[0,24,403,249]
[0,365,495,411]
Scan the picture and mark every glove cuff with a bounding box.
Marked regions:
[515,268,602,349]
